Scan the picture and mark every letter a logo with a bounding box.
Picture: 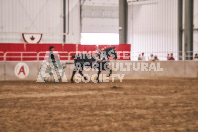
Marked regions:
[18,66,26,75]
[15,62,29,79]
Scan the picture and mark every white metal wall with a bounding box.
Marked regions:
[0,0,197,50]
[128,0,178,60]
[81,0,119,33]
[0,0,80,43]
[194,0,198,54]
[128,0,198,60]
[66,0,80,44]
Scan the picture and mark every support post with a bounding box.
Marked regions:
[184,0,193,60]
[178,0,183,60]
[119,0,128,44]
[63,0,66,43]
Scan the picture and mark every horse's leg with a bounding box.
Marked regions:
[102,62,112,77]
[96,69,102,83]
[71,65,78,83]
[79,65,87,81]
[106,67,112,77]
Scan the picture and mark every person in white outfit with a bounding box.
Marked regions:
[141,53,146,61]
[138,54,142,61]
[194,53,198,60]
[149,54,154,61]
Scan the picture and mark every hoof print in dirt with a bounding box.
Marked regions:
[111,86,120,89]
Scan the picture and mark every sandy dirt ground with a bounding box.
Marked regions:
[0,78,198,132]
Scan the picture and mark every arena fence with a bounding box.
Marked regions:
[1,51,131,61]
[131,51,197,61]
[0,52,4,61]
[1,51,197,61]
[1,60,198,81]
[0,51,198,81]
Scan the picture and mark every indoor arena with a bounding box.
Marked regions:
[0,0,198,131]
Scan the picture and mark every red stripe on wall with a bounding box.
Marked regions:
[26,44,63,52]
[64,44,76,52]
[0,43,131,61]
[0,43,24,52]
[78,45,97,52]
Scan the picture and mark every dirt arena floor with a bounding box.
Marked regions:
[0,78,198,132]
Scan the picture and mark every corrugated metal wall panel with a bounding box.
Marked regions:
[128,0,178,60]
[0,0,80,44]
[81,2,119,33]
[194,0,198,54]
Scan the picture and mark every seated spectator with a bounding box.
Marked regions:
[194,53,198,60]
[168,53,175,60]
[153,55,159,62]
[141,52,146,61]
[138,54,142,61]
[167,54,170,60]
[149,54,154,61]
[179,56,183,60]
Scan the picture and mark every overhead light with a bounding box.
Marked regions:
[127,0,158,5]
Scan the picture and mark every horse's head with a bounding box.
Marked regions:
[102,47,117,60]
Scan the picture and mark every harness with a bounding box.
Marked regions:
[49,51,61,69]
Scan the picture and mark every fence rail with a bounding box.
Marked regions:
[37,51,70,61]
[0,52,4,61]
[131,51,198,61]
[0,51,198,61]
[4,52,38,61]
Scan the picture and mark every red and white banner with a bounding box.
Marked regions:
[22,33,42,44]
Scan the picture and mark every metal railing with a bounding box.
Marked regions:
[1,51,198,61]
[37,51,70,61]
[4,52,38,61]
[0,52,4,61]
[131,51,198,61]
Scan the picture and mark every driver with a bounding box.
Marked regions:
[95,47,107,62]
[49,46,59,69]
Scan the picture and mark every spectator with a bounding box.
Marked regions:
[179,56,183,60]
[167,54,170,60]
[141,52,146,61]
[153,55,159,62]
[138,54,142,61]
[149,54,154,61]
[194,53,198,60]
[168,53,175,60]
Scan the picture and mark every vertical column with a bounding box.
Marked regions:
[178,0,183,60]
[184,0,193,60]
[63,0,66,43]
[119,0,128,44]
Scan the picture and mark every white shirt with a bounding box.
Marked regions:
[141,56,146,61]
[149,56,154,61]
